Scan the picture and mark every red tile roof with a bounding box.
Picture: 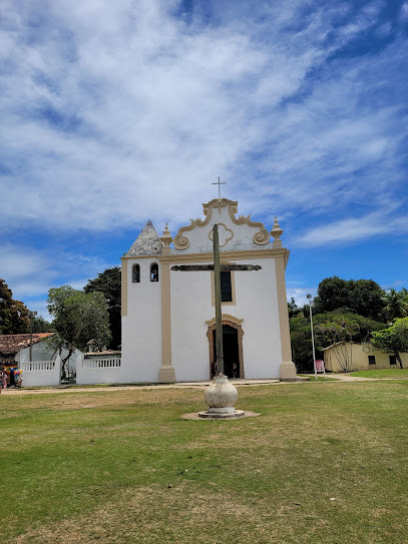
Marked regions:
[0,333,55,354]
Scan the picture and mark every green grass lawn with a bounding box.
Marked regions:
[349,369,408,379]
[1,381,408,543]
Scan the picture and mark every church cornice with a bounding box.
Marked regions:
[121,247,290,268]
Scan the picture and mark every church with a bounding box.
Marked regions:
[121,197,297,383]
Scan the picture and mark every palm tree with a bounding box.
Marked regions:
[288,297,300,318]
[382,289,408,323]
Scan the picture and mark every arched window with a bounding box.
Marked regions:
[132,264,140,283]
[150,263,159,282]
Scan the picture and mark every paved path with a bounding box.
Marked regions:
[303,373,401,382]
[2,374,402,396]
[326,374,379,381]
[0,378,286,395]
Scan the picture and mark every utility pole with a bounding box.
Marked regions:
[307,294,317,380]
[29,310,37,362]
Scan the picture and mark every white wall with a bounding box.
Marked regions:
[235,259,282,379]
[16,341,79,377]
[76,354,123,384]
[121,258,162,382]
[170,257,283,381]
[21,356,61,387]
[171,267,213,381]
[14,341,81,385]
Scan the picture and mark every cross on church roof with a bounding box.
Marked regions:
[212,176,227,199]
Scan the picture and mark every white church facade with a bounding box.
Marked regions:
[121,198,297,383]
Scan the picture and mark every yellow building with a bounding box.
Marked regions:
[323,342,408,372]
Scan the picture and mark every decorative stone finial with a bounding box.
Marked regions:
[160,223,173,253]
[271,217,283,248]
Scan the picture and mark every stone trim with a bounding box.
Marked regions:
[122,248,290,263]
[208,222,234,247]
[226,204,269,245]
[205,314,244,326]
[159,261,175,382]
[274,255,297,380]
[121,259,128,317]
[173,198,270,250]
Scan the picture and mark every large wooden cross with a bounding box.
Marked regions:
[171,224,261,377]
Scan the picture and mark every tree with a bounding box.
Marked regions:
[287,297,300,318]
[314,276,386,321]
[32,315,54,333]
[382,289,408,323]
[84,267,121,350]
[0,279,30,334]
[47,286,111,379]
[371,318,408,369]
[289,313,314,372]
[315,314,360,372]
[348,279,386,321]
[316,311,385,345]
[313,276,350,314]
[290,309,385,373]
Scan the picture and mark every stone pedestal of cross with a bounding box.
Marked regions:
[171,224,261,418]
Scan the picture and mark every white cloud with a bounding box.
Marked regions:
[376,21,392,37]
[0,0,407,316]
[1,245,49,282]
[400,2,408,22]
[1,0,405,237]
[0,243,112,304]
[295,209,408,247]
[287,287,317,308]
[0,0,406,288]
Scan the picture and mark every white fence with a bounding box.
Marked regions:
[82,358,122,369]
[76,354,122,385]
[21,356,61,387]
[23,361,56,372]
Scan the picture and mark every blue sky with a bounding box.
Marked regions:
[1,0,408,319]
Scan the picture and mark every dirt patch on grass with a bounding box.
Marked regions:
[1,388,204,413]
[13,485,326,544]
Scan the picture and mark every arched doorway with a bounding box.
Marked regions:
[206,317,244,379]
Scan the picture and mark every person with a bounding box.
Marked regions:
[1,370,7,392]
[9,368,15,388]
[15,371,22,389]
[232,362,238,379]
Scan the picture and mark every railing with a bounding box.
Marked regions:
[20,356,61,387]
[22,361,56,372]
[83,358,121,369]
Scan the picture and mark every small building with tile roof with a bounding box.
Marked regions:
[0,333,55,365]
[120,198,296,383]
[0,333,80,381]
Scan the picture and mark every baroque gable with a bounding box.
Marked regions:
[172,199,271,253]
